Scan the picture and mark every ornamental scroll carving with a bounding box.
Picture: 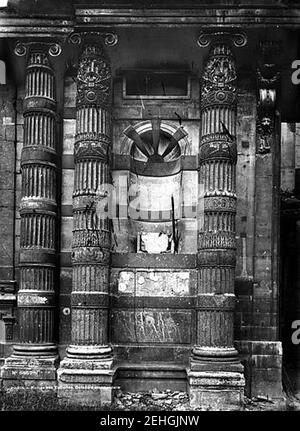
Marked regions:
[68,32,118,47]
[197,31,247,48]
[14,41,62,57]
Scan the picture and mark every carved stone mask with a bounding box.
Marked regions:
[261,117,272,133]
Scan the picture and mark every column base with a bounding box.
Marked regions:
[1,352,58,391]
[57,346,115,407]
[188,350,245,410]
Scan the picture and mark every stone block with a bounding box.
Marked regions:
[113,107,142,120]
[4,125,15,141]
[111,310,192,344]
[252,312,278,327]
[115,363,187,393]
[116,269,191,296]
[58,382,114,407]
[188,370,245,410]
[1,355,59,383]
[113,345,191,364]
[59,268,72,294]
[255,156,273,177]
[63,77,76,109]
[177,220,197,253]
[252,297,273,313]
[63,119,76,154]
[251,354,282,369]
[180,121,199,155]
[61,169,74,206]
[57,361,115,407]
[250,368,283,399]
[1,379,57,392]
[250,341,282,355]
[235,341,283,398]
[60,216,73,252]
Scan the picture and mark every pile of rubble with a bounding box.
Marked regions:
[113,389,294,411]
[113,389,190,411]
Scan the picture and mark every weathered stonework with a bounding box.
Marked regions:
[0,82,17,360]
[0,1,295,410]
[117,270,190,296]
[112,310,192,344]
[188,41,245,410]
[1,45,59,386]
[57,39,114,406]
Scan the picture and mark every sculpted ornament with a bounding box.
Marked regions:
[202,44,237,98]
[71,246,108,264]
[197,32,247,48]
[198,232,236,249]
[199,138,237,163]
[74,138,109,160]
[68,32,118,47]
[204,197,236,212]
[72,230,111,248]
[256,42,280,154]
[257,115,274,154]
[77,45,111,108]
[14,41,62,57]
[256,67,279,154]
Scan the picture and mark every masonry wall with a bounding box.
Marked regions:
[0,80,16,358]
[0,29,285,399]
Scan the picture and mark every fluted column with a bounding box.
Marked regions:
[58,41,114,406]
[188,42,244,409]
[17,49,57,356]
[1,45,59,384]
[194,43,238,361]
[67,43,112,360]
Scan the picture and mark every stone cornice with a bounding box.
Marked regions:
[0,14,73,37]
[75,6,300,27]
[1,4,300,37]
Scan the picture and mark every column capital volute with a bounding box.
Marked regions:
[14,40,62,57]
[68,31,118,48]
[197,30,247,49]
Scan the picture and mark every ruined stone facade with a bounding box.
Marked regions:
[0,0,300,409]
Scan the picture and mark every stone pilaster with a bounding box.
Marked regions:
[188,42,245,410]
[57,41,114,406]
[1,45,59,388]
[248,41,283,399]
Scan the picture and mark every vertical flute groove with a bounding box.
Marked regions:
[194,43,238,358]
[17,47,58,355]
[67,42,113,359]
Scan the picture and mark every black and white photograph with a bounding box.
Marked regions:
[0,0,300,422]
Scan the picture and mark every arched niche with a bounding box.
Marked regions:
[122,120,189,253]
